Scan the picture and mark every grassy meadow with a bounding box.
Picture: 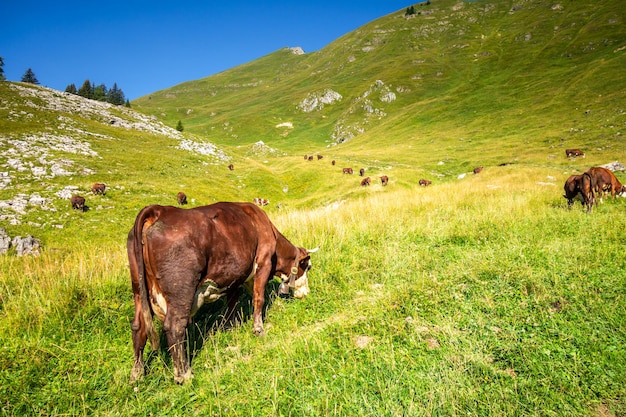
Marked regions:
[1,0,626,415]
[1,167,625,416]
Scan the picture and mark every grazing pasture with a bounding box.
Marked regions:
[1,168,625,416]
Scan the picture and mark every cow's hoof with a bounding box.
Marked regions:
[174,369,194,385]
[130,363,145,383]
[253,327,266,337]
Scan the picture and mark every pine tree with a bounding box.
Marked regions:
[21,68,39,84]
[65,83,78,94]
[107,83,126,105]
[93,83,107,101]
[124,99,131,108]
[0,57,5,81]
[77,79,92,98]
[176,120,184,132]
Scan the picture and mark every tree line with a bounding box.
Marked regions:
[0,58,129,107]
[65,80,130,107]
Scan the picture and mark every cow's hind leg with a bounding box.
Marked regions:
[163,310,193,384]
[130,295,147,382]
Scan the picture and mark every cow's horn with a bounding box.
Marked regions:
[307,246,320,253]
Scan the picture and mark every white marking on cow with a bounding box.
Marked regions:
[150,285,168,321]
[191,279,227,317]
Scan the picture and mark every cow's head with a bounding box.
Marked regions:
[279,246,319,299]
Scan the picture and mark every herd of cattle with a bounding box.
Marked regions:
[62,147,622,384]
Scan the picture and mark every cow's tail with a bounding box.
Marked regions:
[131,205,161,351]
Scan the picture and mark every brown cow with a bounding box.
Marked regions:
[566,149,585,157]
[587,166,625,200]
[360,177,371,186]
[91,183,106,195]
[70,195,85,211]
[419,179,432,186]
[332,160,336,166]
[563,174,594,211]
[127,202,318,383]
[359,168,365,177]
[342,168,354,174]
[473,167,483,174]
[253,197,270,206]
[308,156,314,161]
[380,175,389,186]
[317,155,323,160]
[177,192,187,205]
[228,164,234,171]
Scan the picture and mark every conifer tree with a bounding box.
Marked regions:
[176,120,184,132]
[0,57,5,81]
[107,83,126,105]
[77,79,92,98]
[21,68,39,84]
[65,83,78,94]
[93,83,107,101]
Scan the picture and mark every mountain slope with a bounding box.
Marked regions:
[133,0,626,171]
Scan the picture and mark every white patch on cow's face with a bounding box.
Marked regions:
[292,271,310,299]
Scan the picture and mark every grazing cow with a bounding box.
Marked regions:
[177,192,187,205]
[342,168,354,175]
[587,166,626,200]
[360,177,371,186]
[419,179,432,187]
[317,155,323,160]
[304,155,308,160]
[71,195,85,211]
[380,175,389,186]
[91,183,106,195]
[228,164,234,171]
[253,197,270,206]
[332,160,336,166]
[359,168,365,177]
[127,202,318,383]
[563,173,594,212]
[473,167,483,174]
[566,149,585,157]
[308,156,314,161]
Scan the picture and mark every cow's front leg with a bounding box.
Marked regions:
[163,311,193,384]
[252,268,271,337]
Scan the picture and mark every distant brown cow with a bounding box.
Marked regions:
[332,160,336,166]
[563,173,594,213]
[317,155,323,160]
[359,168,365,177]
[253,197,270,206]
[177,192,187,205]
[360,177,371,186]
[566,149,585,157]
[473,167,483,174]
[228,164,234,171]
[91,183,106,195]
[308,156,314,161]
[342,168,354,174]
[304,155,308,160]
[71,195,85,211]
[380,175,389,186]
[587,166,625,200]
[419,179,432,186]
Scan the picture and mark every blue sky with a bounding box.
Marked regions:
[1,1,411,100]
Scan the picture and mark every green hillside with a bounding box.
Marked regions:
[134,0,626,173]
[1,0,626,415]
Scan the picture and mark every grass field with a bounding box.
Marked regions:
[1,0,626,414]
[1,168,625,416]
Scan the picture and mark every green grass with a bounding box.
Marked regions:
[1,0,626,414]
